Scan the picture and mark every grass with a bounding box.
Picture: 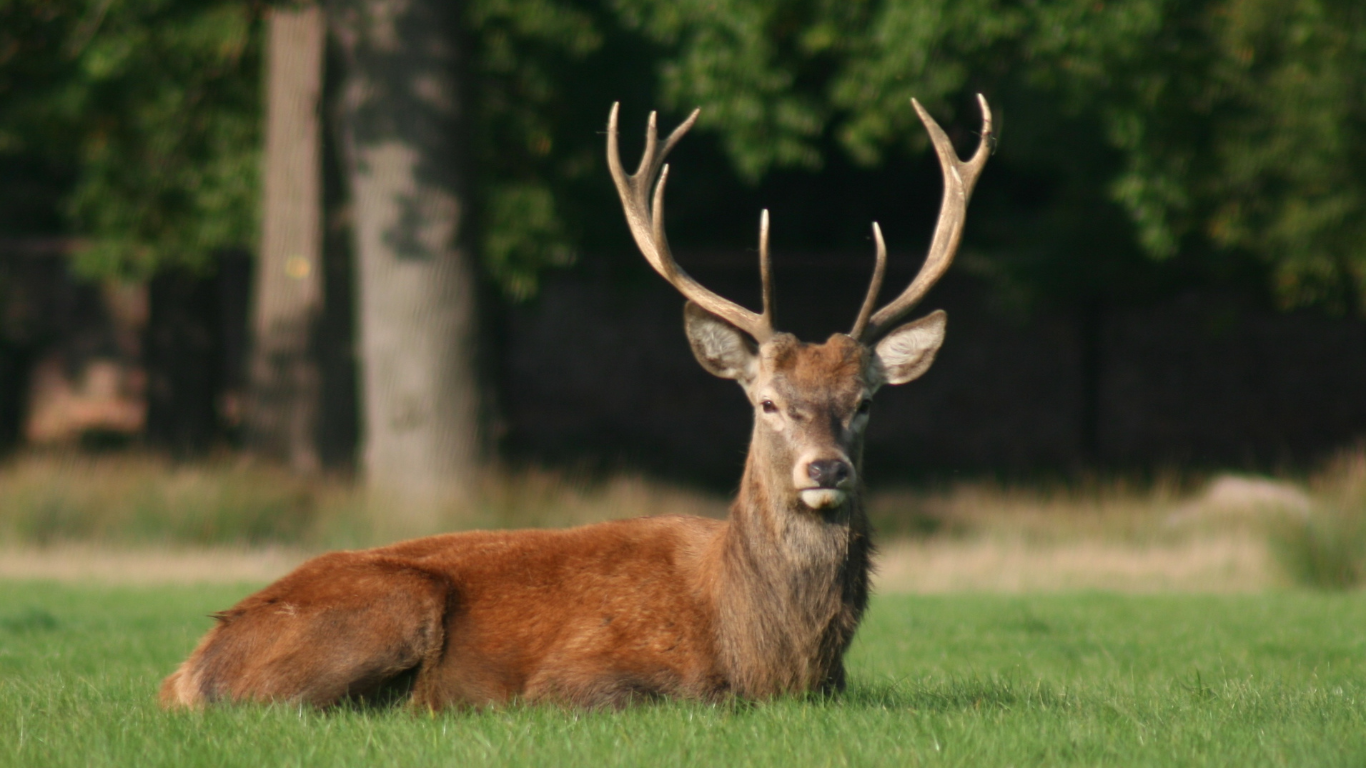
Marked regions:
[1,581,1364,767]
[3,445,1366,591]
[8,445,1366,587]
[0,454,345,548]
[1273,448,1366,590]
[0,452,726,550]
[1273,507,1366,590]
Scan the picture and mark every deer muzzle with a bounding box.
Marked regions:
[795,456,854,509]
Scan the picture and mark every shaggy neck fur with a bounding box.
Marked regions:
[711,430,873,698]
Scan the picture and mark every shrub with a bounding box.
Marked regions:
[1272,505,1366,590]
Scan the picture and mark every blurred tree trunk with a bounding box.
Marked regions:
[246,3,326,472]
[331,0,480,523]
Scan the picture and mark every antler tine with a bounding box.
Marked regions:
[759,209,774,327]
[859,94,993,344]
[607,103,774,341]
[849,222,887,339]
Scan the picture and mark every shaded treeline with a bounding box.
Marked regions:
[0,0,1363,481]
[4,244,1365,484]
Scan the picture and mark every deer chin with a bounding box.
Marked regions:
[798,488,848,510]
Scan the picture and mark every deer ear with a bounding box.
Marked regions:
[873,310,946,386]
[684,301,758,384]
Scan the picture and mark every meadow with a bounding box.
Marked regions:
[2,449,1365,766]
[2,581,1364,767]
[3,448,1365,591]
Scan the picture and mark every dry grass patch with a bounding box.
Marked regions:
[0,452,346,547]
[875,535,1272,593]
[0,535,1275,592]
[0,544,308,585]
[0,452,725,550]
[867,475,1194,544]
[3,446,1365,591]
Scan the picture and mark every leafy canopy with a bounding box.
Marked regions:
[0,0,259,278]
[2,0,1364,312]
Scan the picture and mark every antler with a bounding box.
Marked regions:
[607,103,775,342]
[853,94,993,344]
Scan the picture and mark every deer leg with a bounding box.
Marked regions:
[160,553,451,708]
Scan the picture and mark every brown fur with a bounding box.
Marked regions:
[160,333,889,710]
[165,98,984,709]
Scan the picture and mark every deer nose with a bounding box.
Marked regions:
[806,459,851,489]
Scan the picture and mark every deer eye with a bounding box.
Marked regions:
[761,400,779,414]
[856,399,873,416]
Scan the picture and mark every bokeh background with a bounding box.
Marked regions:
[1,0,1364,590]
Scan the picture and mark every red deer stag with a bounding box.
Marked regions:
[160,96,992,709]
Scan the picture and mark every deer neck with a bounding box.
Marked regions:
[731,448,865,565]
[711,440,873,697]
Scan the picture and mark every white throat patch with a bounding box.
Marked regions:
[798,489,847,509]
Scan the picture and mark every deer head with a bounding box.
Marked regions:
[607,97,992,512]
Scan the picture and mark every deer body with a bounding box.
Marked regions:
[161,97,991,710]
[160,335,875,708]
[162,518,728,708]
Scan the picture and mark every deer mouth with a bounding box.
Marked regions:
[798,488,848,509]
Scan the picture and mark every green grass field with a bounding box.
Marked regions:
[1,581,1363,767]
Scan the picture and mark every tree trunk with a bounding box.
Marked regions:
[247,3,326,473]
[331,0,480,523]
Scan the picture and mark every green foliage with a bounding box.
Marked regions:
[1274,505,1366,590]
[0,0,261,277]
[1197,0,1366,310]
[610,0,844,180]
[467,0,604,298]
[611,0,1366,313]
[1017,0,1366,311]
[3,586,1366,766]
[4,0,1366,309]
[481,183,576,300]
[830,0,1024,165]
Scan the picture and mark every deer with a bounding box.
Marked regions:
[159,95,992,710]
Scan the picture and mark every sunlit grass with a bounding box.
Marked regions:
[1,582,1363,767]
[1272,503,1366,590]
[1272,446,1366,590]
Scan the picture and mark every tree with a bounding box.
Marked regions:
[330,0,480,520]
[6,0,1364,481]
[0,0,262,278]
[0,0,264,454]
[248,2,326,472]
[1042,0,1366,313]
[609,0,1366,318]
[0,0,621,485]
